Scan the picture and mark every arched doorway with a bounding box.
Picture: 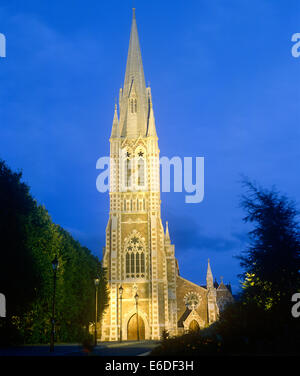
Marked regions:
[127,313,145,340]
[189,319,200,332]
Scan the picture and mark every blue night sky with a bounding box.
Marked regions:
[1,1,300,294]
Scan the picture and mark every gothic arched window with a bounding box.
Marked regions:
[130,98,137,114]
[137,157,145,187]
[125,235,145,279]
[124,158,132,188]
[137,150,145,187]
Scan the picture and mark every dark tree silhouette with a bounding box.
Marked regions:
[0,160,39,316]
[151,180,300,356]
[238,179,300,311]
[0,160,108,345]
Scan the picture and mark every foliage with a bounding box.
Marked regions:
[152,300,300,356]
[0,160,39,318]
[0,160,108,345]
[151,327,221,356]
[238,179,300,311]
[151,180,300,356]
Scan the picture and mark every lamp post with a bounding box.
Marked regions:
[50,255,59,352]
[134,292,140,341]
[94,277,100,346]
[119,285,123,342]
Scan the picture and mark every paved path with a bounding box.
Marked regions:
[0,341,159,356]
[95,340,159,356]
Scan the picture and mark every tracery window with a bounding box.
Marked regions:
[124,158,132,188]
[184,292,202,310]
[125,236,145,279]
[137,157,145,186]
[136,150,146,188]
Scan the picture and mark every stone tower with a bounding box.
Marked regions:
[101,9,178,341]
[100,9,234,342]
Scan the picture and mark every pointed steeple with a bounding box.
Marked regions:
[206,259,214,289]
[119,8,148,138]
[146,90,157,137]
[123,8,146,99]
[165,221,170,243]
[110,103,119,138]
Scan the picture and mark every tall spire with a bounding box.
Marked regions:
[147,95,157,137]
[110,103,119,138]
[119,8,148,138]
[165,221,170,243]
[206,259,214,289]
[123,8,146,98]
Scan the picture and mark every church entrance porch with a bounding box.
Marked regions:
[127,313,145,340]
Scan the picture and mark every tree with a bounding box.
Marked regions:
[0,160,40,317]
[151,179,300,356]
[0,159,109,345]
[238,179,300,311]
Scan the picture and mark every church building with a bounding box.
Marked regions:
[100,9,233,341]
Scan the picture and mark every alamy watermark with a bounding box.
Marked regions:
[291,293,300,318]
[0,33,6,58]
[291,33,300,58]
[0,293,6,317]
[96,152,204,204]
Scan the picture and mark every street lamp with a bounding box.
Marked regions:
[50,255,59,352]
[119,285,123,342]
[94,277,100,346]
[134,292,140,341]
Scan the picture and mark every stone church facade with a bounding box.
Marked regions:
[100,10,233,341]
